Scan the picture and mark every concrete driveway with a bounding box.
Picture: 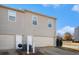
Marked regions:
[0,49,17,55]
[0,47,79,55]
[37,47,79,55]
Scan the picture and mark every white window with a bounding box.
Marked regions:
[32,16,38,26]
[8,10,16,22]
[48,20,52,29]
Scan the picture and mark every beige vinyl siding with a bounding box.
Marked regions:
[0,7,55,37]
[0,6,56,48]
[0,7,25,35]
[24,12,55,37]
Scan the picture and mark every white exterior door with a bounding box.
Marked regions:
[16,35,22,49]
[27,35,32,45]
[27,35,33,54]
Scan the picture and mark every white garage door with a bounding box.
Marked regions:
[0,35,16,50]
[33,36,55,47]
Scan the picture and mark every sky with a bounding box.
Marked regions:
[3,4,79,35]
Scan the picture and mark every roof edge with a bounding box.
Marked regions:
[0,5,56,20]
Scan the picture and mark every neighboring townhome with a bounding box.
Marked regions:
[0,5,56,50]
[74,26,79,42]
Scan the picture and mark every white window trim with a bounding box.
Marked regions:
[32,15,38,27]
[48,19,52,29]
[8,10,16,22]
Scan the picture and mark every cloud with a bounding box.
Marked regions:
[72,4,79,12]
[42,4,49,7]
[57,26,75,36]
[52,4,61,8]
[42,4,61,8]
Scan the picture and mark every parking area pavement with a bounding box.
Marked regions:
[0,47,79,55]
[37,47,79,55]
[0,49,17,55]
[0,49,43,55]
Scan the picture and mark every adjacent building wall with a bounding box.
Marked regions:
[74,26,79,41]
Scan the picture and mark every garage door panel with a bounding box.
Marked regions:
[33,36,54,47]
[0,35,16,50]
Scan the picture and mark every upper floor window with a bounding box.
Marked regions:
[8,10,16,22]
[48,20,52,29]
[32,16,38,26]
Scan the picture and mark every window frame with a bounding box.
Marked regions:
[32,15,38,26]
[8,10,16,22]
[48,19,52,29]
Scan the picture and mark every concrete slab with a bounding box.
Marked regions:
[0,49,17,55]
[38,47,79,55]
